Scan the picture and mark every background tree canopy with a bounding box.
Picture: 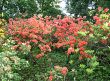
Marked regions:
[0,0,62,19]
[66,0,110,17]
[0,0,110,19]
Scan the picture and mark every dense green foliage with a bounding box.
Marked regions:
[0,0,61,19]
[0,0,110,81]
[66,0,110,17]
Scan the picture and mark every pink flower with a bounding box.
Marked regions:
[67,47,74,56]
[104,8,109,12]
[36,53,44,59]
[79,47,85,51]
[61,67,68,76]
[18,41,22,44]
[93,16,100,20]
[108,23,110,26]
[31,39,38,43]
[45,45,51,52]
[83,16,86,19]
[98,6,102,11]
[48,71,53,81]
[11,45,18,50]
[48,75,53,81]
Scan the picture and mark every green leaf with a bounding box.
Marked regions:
[79,64,86,68]
[91,61,99,67]
[86,68,93,74]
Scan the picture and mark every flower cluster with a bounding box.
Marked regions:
[54,65,68,76]
[8,16,53,58]
[8,7,110,60]
[8,15,93,59]
[53,16,93,59]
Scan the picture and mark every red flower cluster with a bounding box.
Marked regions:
[61,67,68,76]
[39,44,51,53]
[36,53,44,59]
[67,47,75,56]
[78,41,87,47]
[52,16,93,59]
[8,15,93,59]
[54,65,68,76]
[8,7,110,60]
[8,16,53,57]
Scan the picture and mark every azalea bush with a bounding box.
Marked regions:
[8,15,93,60]
[0,7,110,81]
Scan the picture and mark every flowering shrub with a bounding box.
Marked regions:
[2,7,109,81]
[8,15,94,60]
[53,16,93,59]
[8,16,53,58]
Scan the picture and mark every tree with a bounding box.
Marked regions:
[66,0,110,17]
[66,0,90,17]
[37,0,62,17]
[0,0,62,19]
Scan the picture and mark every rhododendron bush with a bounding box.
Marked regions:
[0,7,110,81]
[8,15,93,60]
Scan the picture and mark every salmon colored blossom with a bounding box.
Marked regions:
[11,45,19,50]
[108,23,110,26]
[36,53,44,59]
[104,8,109,12]
[98,6,102,11]
[48,71,53,81]
[31,39,38,43]
[61,67,68,76]
[67,47,75,56]
[48,75,53,81]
